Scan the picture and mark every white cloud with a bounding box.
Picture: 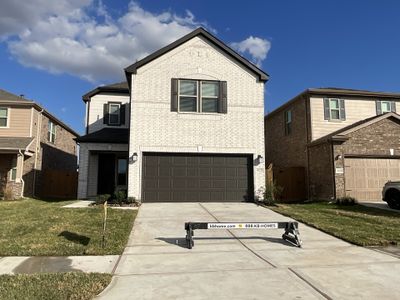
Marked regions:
[0,0,214,82]
[231,36,271,67]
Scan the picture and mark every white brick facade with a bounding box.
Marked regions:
[128,36,266,199]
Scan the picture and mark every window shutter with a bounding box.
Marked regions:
[103,103,109,124]
[391,101,396,113]
[339,99,346,120]
[120,104,126,125]
[218,81,227,113]
[323,98,330,120]
[171,78,178,112]
[376,101,382,115]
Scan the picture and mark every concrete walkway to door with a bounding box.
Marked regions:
[97,203,400,299]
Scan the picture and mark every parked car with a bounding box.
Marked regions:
[382,181,400,209]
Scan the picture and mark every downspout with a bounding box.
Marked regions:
[33,108,44,197]
[18,149,25,198]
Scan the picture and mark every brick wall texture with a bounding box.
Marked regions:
[265,96,308,170]
[128,36,266,199]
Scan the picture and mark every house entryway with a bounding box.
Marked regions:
[96,153,128,196]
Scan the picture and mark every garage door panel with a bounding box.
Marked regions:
[142,153,253,202]
[345,158,400,202]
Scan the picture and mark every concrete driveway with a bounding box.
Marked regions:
[98,203,400,299]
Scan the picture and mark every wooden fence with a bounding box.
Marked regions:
[40,169,78,199]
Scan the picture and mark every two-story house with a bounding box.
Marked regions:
[77,28,268,202]
[0,89,79,199]
[265,88,400,202]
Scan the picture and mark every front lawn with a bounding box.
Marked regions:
[0,272,111,300]
[270,202,400,246]
[0,199,137,256]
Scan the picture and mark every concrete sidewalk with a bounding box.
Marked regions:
[97,202,400,300]
[0,255,118,274]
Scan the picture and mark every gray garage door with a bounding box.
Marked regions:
[142,153,253,202]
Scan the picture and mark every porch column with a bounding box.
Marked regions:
[77,144,89,199]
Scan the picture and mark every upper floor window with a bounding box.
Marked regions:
[109,103,120,125]
[284,110,292,135]
[0,108,8,127]
[324,98,345,121]
[171,79,227,114]
[103,102,125,126]
[48,121,56,143]
[376,100,396,115]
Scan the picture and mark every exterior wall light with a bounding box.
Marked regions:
[257,155,264,164]
[130,152,138,164]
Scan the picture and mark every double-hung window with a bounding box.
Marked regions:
[109,103,121,125]
[48,121,56,143]
[376,100,396,114]
[0,108,8,127]
[324,98,345,121]
[329,99,340,120]
[178,80,220,113]
[284,110,292,135]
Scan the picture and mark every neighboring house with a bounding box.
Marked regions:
[265,87,400,202]
[0,89,79,199]
[77,27,268,202]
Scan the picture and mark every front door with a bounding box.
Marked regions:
[97,153,116,195]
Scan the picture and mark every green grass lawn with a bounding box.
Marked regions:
[270,202,400,246]
[0,272,111,300]
[0,198,137,256]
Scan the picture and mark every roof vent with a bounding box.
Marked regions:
[19,94,24,98]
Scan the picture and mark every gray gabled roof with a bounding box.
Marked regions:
[0,89,33,103]
[124,27,269,84]
[75,128,129,144]
[0,137,34,151]
[82,82,129,102]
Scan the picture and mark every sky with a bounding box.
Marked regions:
[0,0,400,134]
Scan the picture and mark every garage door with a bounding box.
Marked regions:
[345,158,400,202]
[142,153,253,202]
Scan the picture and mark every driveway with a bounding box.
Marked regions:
[98,203,400,299]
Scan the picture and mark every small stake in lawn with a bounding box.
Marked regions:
[102,201,108,248]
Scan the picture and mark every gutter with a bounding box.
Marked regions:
[33,108,44,197]
[18,149,25,198]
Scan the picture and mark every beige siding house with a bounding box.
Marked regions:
[0,89,79,199]
[77,28,268,202]
[265,88,400,202]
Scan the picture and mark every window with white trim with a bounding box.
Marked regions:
[329,99,340,120]
[0,108,8,127]
[381,101,392,113]
[48,121,56,143]
[109,103,121,125]
[178,80,219,113]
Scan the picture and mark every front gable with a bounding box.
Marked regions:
[337,116,400,156]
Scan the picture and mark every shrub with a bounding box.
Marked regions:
[2,185,14,201]
[95,194,110,205]
[256,181,283,206]
[126,197,141,207]
[113,190,126,205]
[335,196,357,206]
